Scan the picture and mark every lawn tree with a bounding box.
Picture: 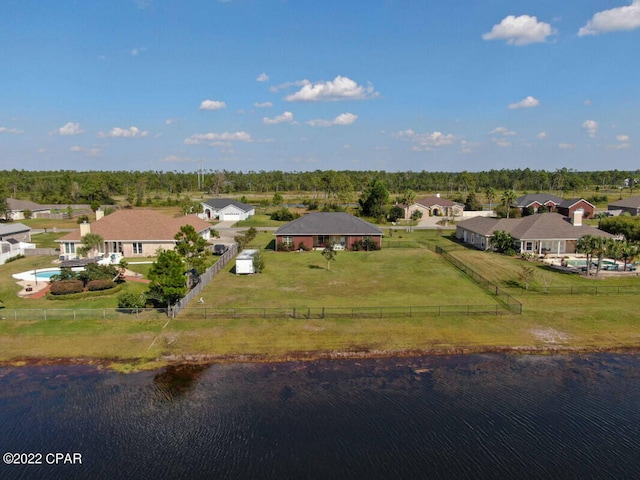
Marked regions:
[174,225,210,274]
[410,209,423,232]
[147,250,187,308]
[539,271,553,293]
[272,192,284,206]
[358,179,389,220]
[518,264,535,290]
[252,250,265,273]
[387,205,404,223]
[77,233,104,258]
[322,245,337,271]
[490,230,516,255]
[0,195,9,220]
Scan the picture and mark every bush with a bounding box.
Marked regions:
[270,208,298,221]
[87,279,116,291]
[351,238,379,251]
[297,242,310,251]
[49,280,84,295]
[276,241,295,252]
[118,292,147,309]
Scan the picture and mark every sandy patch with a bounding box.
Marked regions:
[529,327,570,344]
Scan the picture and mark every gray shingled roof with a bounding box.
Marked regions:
[7,198,49,211]
[275,212,383,236]
[0,222,31,236]
[515,194,564,208]
[202,198,254,212]
[457,213,613,240]
[558,198,594,209]
[609,195,640,209]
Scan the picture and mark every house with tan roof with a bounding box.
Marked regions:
[401,195,464,219]
[57,209,212,259]
[455,212,614,255]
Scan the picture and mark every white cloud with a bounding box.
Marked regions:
[579,1,640,36]
[584,99,593,106]
[184,131,253,145]
[0,126,24,134]
[483,15,556,45]
[609,142,631,150]
[99,126,149,138]
[284,76,378,102]
[307,112,358,127]
[508,96,540,109]
[263,111,294,125]
[199,99,227,111]
[256,72,269,82]
[270,79,310,93]
[254,101,273,108]
[70,146,100,156]
[537,131,548,139]
[131,46,147,56]
[582,119,599,138]
[492,138,512,147]
[489,126,517,136]
[559,143,577,149]
[396,129,456,151]
[58,122,84,136]
[616,134,630,142]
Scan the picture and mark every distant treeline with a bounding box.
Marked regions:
[1,168,638,205]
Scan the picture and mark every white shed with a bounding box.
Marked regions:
[235,249,258,274]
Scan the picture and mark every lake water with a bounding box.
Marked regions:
[2,354,640,480]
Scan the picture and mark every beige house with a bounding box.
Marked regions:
[455,212,615,255]
[402,195,464,219]
[57,209,212,259]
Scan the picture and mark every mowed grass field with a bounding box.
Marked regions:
[2,229,640,367]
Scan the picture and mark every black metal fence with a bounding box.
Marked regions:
[435,246,523,314]
[178,303,509,320]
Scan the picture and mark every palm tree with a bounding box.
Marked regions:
[501,189,517,219]
[592,236,608,275]
[576,235,595,275]
[621,242,639,271]
[485,187,497,211]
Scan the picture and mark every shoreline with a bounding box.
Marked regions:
[3,345,640,372]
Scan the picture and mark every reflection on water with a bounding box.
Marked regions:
[1,354,640,480]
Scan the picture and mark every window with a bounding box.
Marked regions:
[133,242,143,254]
[64,243,75,254]
[525,241,533,251]
[318,235,330,246]
[282,236,293,246]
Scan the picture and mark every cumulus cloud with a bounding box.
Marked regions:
[582,119,599,138]
[492,138,512,147]
[537,131,548,139]
[284,76,378,102]
[0,126,24,134]
[70,146,100,156]
[559,143,577,149]
[482,15,556,45]
[307,112,358,127]
[609,134,631,149]
[256,72,269,82]
[254,101,273,108]
[58,122,84,135]
[131,46,147,56]
[616,134,630,142]
[199,99,227,111]
[579,1,640,36]
[184,131,253,145]
[489,126,517,136]
[263,111,294,125]
[396,129,456,151]
[99,126,149,138]
[508,96,540,109]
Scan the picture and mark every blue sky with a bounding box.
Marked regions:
[1,0,639,173]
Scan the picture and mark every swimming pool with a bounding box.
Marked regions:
[12,267,85,283]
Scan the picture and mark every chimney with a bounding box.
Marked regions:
[95,208,104,221]
[571,209,583,226]
[80,221,91,237]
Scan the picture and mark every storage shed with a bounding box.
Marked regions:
[235,249,258,274]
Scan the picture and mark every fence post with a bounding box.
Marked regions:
[43,309,46,321]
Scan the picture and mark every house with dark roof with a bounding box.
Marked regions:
[5,198,51,220]
[200,198,255,221]
[556,198,595,219]
[455,212,614,255]
[274,212,383,251]
[0,222,32,243]
[514,194,564,212]
[402,195,464,219]
[608,195,640,216]
[57,209,212,259]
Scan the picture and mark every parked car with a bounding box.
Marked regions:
[213,244,228,255]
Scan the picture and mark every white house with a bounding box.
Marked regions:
[200,198,255,222]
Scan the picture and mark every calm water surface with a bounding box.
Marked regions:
[1,354,640,480]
